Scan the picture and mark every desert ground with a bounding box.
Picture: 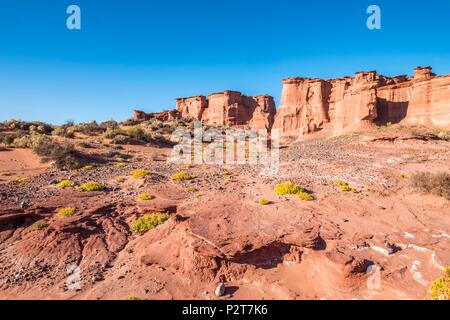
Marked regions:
[0,119,449,300]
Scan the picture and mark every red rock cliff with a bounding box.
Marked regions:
[274,66,450,140]
[175,91,276,131]
[135,91,276,131]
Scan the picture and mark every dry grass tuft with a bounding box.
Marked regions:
[410,172,450,200]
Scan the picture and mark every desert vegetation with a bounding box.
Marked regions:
[58,207,76,218]
[31,221,49,232]
[410,172,450,200]
[77,182,105,192]
[274,182,314,201]
[56,180,74,188]
[130,213,170,233]
[429,267,450,300]
[137,193,155,201]
[130,169,151,179]
[0,116,449,301]
[171,171,197,183]
[333,180,359,193]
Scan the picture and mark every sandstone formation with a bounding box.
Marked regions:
[133,110,180,122]
[274,66,450,140]
[135,91,277,131]
[134,66,449,139]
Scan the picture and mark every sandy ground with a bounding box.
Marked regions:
[0,149,48,180]
[0,127,448,300]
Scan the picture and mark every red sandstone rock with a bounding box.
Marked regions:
[274,66,450,140]
[135,91,276,132]
[134,66,449,139]
[133,109,181,122]
[273,78,331,138]
[176,96,208,120]
[180,91,276,131]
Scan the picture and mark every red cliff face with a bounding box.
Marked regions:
[175,96,208,120]
[135,91,276,131]
[173,91,276,131]
[273,78,331,137]
[274,66,450,140]
[133,109,180,122]
[134,66,449,137]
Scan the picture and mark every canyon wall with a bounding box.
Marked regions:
[274,66,450,140]
[134,66,449,137]
[135,91,276,131]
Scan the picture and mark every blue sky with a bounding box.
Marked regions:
[1,0,449,124]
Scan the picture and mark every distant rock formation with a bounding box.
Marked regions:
[135,91,276,131]
[274,66,450,140]
[133,109,180,122]
[134,66,449,137]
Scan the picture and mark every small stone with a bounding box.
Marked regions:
[215,282,225,297]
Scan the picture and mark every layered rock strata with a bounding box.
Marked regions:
[274,66,450,139]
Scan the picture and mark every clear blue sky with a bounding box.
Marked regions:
[1,0,449,124]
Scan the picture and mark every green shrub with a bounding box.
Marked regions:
[53,127,75,138]
[31,137,81,169]
[433,130,450,141]
[31,221,49,231]
[56,180,74,188]
[258,198,270,205]
[3,120,52,134]
[430,267,450,300]
[126,126,146,140]
[80,163,99,171]
[12,133,51,149]
[100,120,119,130]
[332,180,358,193]
[1,134,15,146]
[73,121,103,136]
[137,193,155,201]
[274,182,314,201]
[14,177,28,182]
[77,182,105,192]
[333,180,349,187]
[297,191,315,201]
[103,127,123,139]
[116,162,126,168]
[58,207,76,217]
[410,172,450,200]
[340,184,352,192]
[274,182,304,196]
[130,169,151,179]
[184,186,198,193]
[130,213,169,233]
[125,296,141,301]
[112,134,131,145]
[172,171,197,182]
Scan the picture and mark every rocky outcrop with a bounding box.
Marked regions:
[273,78,331,137]
[134,66,449,138]
[134,91,276,131]
[178,91,276,131]
[133,109,180,122]
[274,66,450,140]
[176,96,208,120]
